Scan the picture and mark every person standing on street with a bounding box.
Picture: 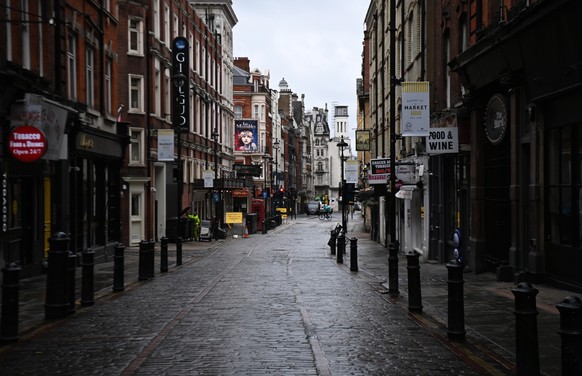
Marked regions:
[188,211,201,241]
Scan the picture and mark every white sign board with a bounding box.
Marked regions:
[396,164,416,184]
[402,82,430,137]
[203,170,214,188]
[157,129,174,161]
[345,160,359,184]
[426,127,459,154]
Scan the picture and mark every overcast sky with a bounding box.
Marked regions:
[232,0,369,138]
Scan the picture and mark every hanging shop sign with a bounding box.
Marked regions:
[172,37,190,133]
[8,125,47,162]
[345,160,359,184]
[484,94,508,145]
[426,127,459,154]
[157,129,175,161]
[2,172,7,233]
[369,158,390,185]
[203,170,214,188]
[355,130,370,151]
[10,95,69,160]
[232,188,250,198]
[401,82,430,137]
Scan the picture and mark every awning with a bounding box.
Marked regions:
[395,185,417,200]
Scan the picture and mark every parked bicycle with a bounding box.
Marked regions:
[319,211,332,220]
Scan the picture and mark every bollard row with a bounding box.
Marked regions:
[2,233,195,342]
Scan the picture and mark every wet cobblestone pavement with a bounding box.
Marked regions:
[0,214,575,375]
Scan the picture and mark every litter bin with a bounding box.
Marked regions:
[181,217,193,241]
[166,217,180,242]
[246,213,258,234]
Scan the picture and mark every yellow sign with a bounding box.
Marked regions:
[276,208,287,214]
[225,212,243,224]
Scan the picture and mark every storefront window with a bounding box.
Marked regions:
[548,125,581,247]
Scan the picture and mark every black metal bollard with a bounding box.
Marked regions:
[0,263,21,342]
[81,248,95,306]
[328,230,337,255]
[406,251,423,313]
[512,282,540,376]
[138,240,148,281]
[336,232,344,264]
[176,237,183,266]
[67,251,77,315]
[388,242,400,296]
[45,232,70,320]
[556,296,582,376]
[113,243,125,292]
[446,259,466,340]
[160,237,168,273]
[146,240,155,279]
[350,237,358,272]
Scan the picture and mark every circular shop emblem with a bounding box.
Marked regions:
[484,94,508,145]
[8,125,47,162]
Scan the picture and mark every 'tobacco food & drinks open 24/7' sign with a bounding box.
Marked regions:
[8,125,47,162]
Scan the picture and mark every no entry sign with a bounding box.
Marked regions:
[8,125,47,162]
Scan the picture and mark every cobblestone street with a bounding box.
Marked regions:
[0,216,516,375]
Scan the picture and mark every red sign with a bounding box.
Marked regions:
[8,125,47,162]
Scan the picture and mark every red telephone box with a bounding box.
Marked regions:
[251,199,265,231]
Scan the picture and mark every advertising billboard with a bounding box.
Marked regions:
[234,119,259,152]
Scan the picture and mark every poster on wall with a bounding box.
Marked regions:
[401,81,430,137]
[234,119,259,152]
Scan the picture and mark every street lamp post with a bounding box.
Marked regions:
[273,139,280,210]
[262,154,270,234]
[337,136,348,235]
[212,128,220,236]
[269,158,274,216]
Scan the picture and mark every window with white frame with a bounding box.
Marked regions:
[190,92,194,132]
[129,75,144,112]
[154,59,161,116]
[173,13,178,40]
[407,11,414,64]
[86,48,95,108]
[153,0,160,37]
[202,46,206,78]
[21,0,31,69]
[129,18,143,55]
[189,32,194,71]
[37,0,43,76]
[129,128,144,165]
[234,105,242,119]
[164,4,170,46]
[164,68,170,120]
[105,58,112,115]
[195,41,200,73]
[67,33,77,100]
[131,192,141,216]
[253,105,259,119]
